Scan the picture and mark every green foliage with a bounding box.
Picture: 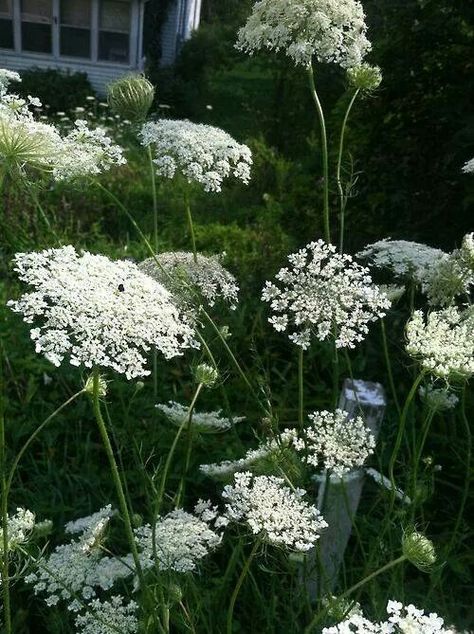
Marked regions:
[12,68,94,113]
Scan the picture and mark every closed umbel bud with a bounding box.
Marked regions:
[402,529,437,572]
[347,63,382,93]
[193,363,219,388]
[107,74,155,123]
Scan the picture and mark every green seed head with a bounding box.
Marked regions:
[107,74,155,123]
[402,529,437,572]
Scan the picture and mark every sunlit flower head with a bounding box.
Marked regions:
[156,401,244,432]
[262,240,390,349]
[140,119,252,192]
[222,471,327,551]
[8,246,198,379]
[0,508,35,554]
[0,68,20,95]
[462,158,474,174]
[236,0,371,69]
[74,597,138,634]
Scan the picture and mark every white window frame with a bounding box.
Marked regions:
[5,0,139,67]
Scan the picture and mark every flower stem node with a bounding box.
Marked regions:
[107,73,155,123]
[402,529,437,572]
[193,363,219,388]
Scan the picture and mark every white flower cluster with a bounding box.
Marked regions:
[0,69,20,95]
[406,307,474,380]
[8,246,198,379]
[293,409,375,477]
[25,506,132,609]
[0,71,125,180]
[419,384,459,412]
[462,158,474,174]
[74,596,138,634]
[140,119,252,192]
[236,0,371,69]
[323,600,456,633]
[0,507,35,553]
[156,401,244,432]
[358,239,446,285]
[262,240,389,349]
[200,429,297,477]
[222,471,327,551]
[135,501,226,573]
[139,251,239,309]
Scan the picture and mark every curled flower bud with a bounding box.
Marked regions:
[193,363,219,388]
[347,63,382,93]
[402,529,437,572]
[84,374,108,398]
[107,73,155,123]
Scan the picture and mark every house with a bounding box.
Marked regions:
[0,0,201,93]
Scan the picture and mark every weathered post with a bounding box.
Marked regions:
[305,379,386,600]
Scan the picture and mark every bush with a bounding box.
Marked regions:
[12,68,94,112]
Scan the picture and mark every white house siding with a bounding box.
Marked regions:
[160,0,201,66]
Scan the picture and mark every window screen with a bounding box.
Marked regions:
[0,0,14,49]
[60,0,91,58]
[98,0,130,63]
[21,0,52,53]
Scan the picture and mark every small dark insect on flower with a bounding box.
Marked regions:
[118,283,125,292]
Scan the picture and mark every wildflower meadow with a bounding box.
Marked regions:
[1,1,473,633]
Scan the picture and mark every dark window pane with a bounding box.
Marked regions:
[0,19,14,48]
[22,22,51,52]
[60,26,90,57]
[98,31,129,63]
[100,0,129,32]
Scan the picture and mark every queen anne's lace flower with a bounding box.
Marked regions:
[323,600,456,633]
[0,508,35,553]
[293,409,375,477]
[419,384,459,412]
[200,429,297,477]
[0,69,20,95]
[236,0,371,69]
[358,239,446,285]
[139,251,239,309]
[8,246,198,379]
[156,401,244,432]
[135,502,225,573]
[462,158,474,174]
[75,596,138,634]
[262,240,389,349]
[140,119,252,192]
[406,307,474,380]
[222,471,327,551]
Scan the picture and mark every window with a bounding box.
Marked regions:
[60,0,91,58]
[21,0,52,53]
[99,0,130,63]
[0,0,14,49]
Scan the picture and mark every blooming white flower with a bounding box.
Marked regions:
[262,240,389,349]
[200,429,297,477]
[222,471,327,551]
[139,251,239,309]
[8,246,198,379]
[156,401,244,432]
[293,409,375,477]
[358,238,447,285]
[140,119,252,192]
[236,0,371,69]
[419,384,459,412]
[406,307,474,380]
[74,596,138,634]
[0,69,21,95]
[0,508,35,553]
[322,600,456,633]
[462,158,474,174]
[135,502,225,573]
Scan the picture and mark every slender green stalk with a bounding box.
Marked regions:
[90,368,146,588]
[336,88,359,254]
[380,319,402,418]
[304,555,407,633]
[298,347,304,427]
[226,539,260,634]
[147,145,159,253]
[1,366,12,634]
[184,189,198,262]
[411,409,435,515]
[307,66,330,243]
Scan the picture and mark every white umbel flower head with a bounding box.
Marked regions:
[8,246,198,379]
[406,307,474,380]
[156,401,245,432]
[222,471,327,551]
[135,502,225,573]
[75,596,138,634]
[236,0,371,69]
[293,409,375,477]
[139,251,239,309]
[140,119,252,192]
[462,158,474,174]
[0,508,35,553]
[322,600,456,633]
[0,69,20,95]
[262,240,390,349]
[358,238,447,285]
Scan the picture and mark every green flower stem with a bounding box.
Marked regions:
[410,409,435,516]
[298,347,304,428]
[184,189,198,263]
[90,368,146,590]
[380,319,402,418]
[147,145,159,253]
[336,88,359,254]
[1,368,12,634]
[226,539,260,634]
[307,66,330,244]
[305,555,407,633]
